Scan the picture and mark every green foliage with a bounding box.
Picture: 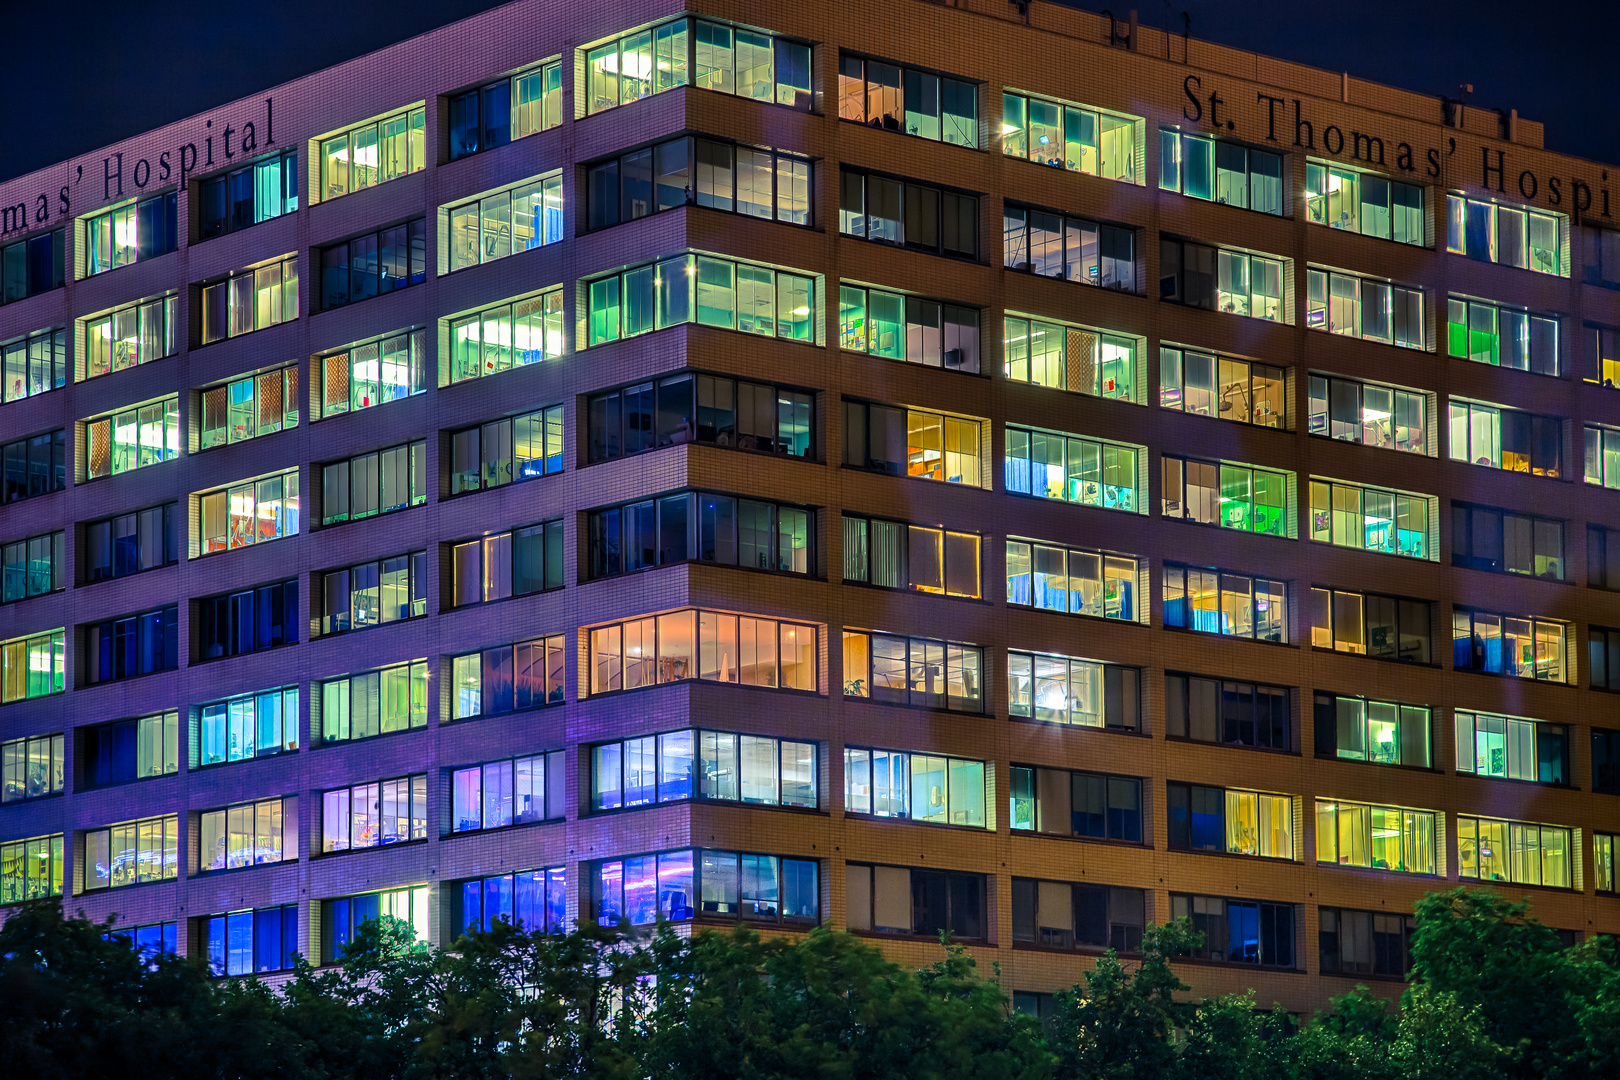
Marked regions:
[2,888,1617,1079]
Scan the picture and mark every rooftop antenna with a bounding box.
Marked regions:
[1442,83,1472,128]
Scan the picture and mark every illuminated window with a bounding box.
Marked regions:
[198,256,298,344]
[445,173,563,273]
[318,328,427,417]
[1162,129,1282,214]
[1449,296,1559,374]
[319,440,426,525]
[1010,765,1141,840]
[84,396,179,479]
[319,661,428,743]
[586,252,815,345]
[591,732,812,812]
[1003,204,1135,291]
[453,752,567,829]
[197,686,298,766]
[589,137,809,229]
[842,56,975,144]
[845,748,985,827]
[591,373,812,462]
[1160,346,1281,425]
[201,906,298,976]
[597,849,819,927]
[83,814,178,890]
[1005,539,1138,621]
[448,61,562,160]
[1309,587,1432,663]
[1306,266,1423,347]
[1449,399,1562,475]
[446,291,564,382]
[83,296,174,379]
[319,105,426,199]
[1002,90,1137,180]
[450,635,565,718]
[1447,193,1564,276]
[1005,425,1137,509]
[1458,816,1571,887]
[843,515,977,598]
[1312,691,1431,767]
[1007,317,1137,400]
[322,886,429,963]
[0,732,65,802]
[1308,478,1433,559]
[199,364,298,449]
[1455,710,1568,785]
[1007,650,1139,729]
[1452,606,1568,682]
[197,148,297,239]
[1162,564,1287,642]
[196,469,299,554]
[842,629,981,712]
[1307,373,1427,453]
[198,796,298,872]
[456,868,567,934]
[1168,783,1294,859]
[84,191,177,275]
[1161,237,1284,321]
[320,774,427,852]
[0,327,65,403]
[1305,161,1423,243]
[847,401,983,485]
[591,610,815,694]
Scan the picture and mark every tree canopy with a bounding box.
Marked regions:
[0,886,1614,1079]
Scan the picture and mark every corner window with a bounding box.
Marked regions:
[586,252,816,345]
[587,21,810,115]
[197,149,297,239]
[1002,90,1137,180]
[1162,564,1287,642]
[198,255,298,344]
[446,290,564,383]
[1003,204,1135,291]
[1007,650,1139,730]
[596,849,819,928]
[592,492,808,580]
[1,327,65,404]
[318,327,427,417]
[1308,478,1433,559]
[842,629,982,712]
[444,173,563,272]
[591,731,813,812]
[591,611,815,695]
[588,137,810,229]
[1313,691,1431,767]
[1160,129,1282,214]
[841,56,976,145]
[319,105,426,199]
[449,61,561,160]
[591,373,811,462]
[84,191,177,275]
[1305,161,1423,243]
[450,636,565,719]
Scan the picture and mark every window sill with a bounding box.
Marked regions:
[315,278,425,316]
[586,441,820,469]
[1170,955,1303,974]
[1160,515,1293,541]
[315,502,425,532]
[312,837,427,860]
[839,231,984,265]
[1002,489,1141,515]
[1456,773,1577,792]
[0,790,65,806]
[848,927,988,946]
[1313,754,1438,775]
[315,388,429,423]
[1011,716,1147,738]
[1169,191,1290,222]
[1451,668,1572,687]
[1167,735,1297,757]
[841,462,987,490]
[316,725,427,750]
[1013,940,1143,959]
[841,579,990,605]
[195,750,298,770]
[1158,405,1290,432]
[1310,647,1438,669]
[1168,847,1296,865]
[443,470,562,502]
[1318,969,1410,984]
[842,347,990,378]
[844,813,990,834]
[1458,877,1579,894]
[1010,829,1149,850]
[194,857,298,878]
[1454,561,1569,585]
[1,690,65,708]
[79,878,179,897]
[1161,624,1293,648]
[842,694,985,717]
[195,318,299,351]
[588,680,820,702]
[1007,602,1147,628]
[0,586,67,607]
[191,534,297,561]
[840,115,978,151]
[1306,432,1431,457]
[78,771,178,794]
[589,559,817,588]
[317,612,430,641]
[194,640,297,668]
[586,202,819,240]
[1004,263,1141,297]
[587,800,823,820]
[442,700,566,724]
[443,815,565,840]
[82,667,177,691]
[1315,861,1445,880]
[81,561,179,589]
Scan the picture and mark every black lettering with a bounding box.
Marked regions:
[241,121,257,154]
[133,158,150,188]
[1292,99,1313,149]
[159,151,172,181]
[1427,148,1441,177]
[1323,125,1343,155]
[1182,75,1202,122]
[1483,148,1505,192]
[265,97,273,144]
[1,203,26,234]
[223,124,235,159]
[103,152,123,200]
[1208,89,1226,130]
[1258,94,1283,141]
[1396,143,1415,172]
[205,135,213,168]
[1575,180,1592,215]
[1351,132,1385,165]
[1549,176,1562,205]
[1518,170,1537,200]
[33,194,47,224]
[58,186,70,215]
[179,143,197,188]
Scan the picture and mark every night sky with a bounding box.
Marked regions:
[0,0,1607,185]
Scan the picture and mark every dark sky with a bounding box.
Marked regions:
[0,0,1604,185]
